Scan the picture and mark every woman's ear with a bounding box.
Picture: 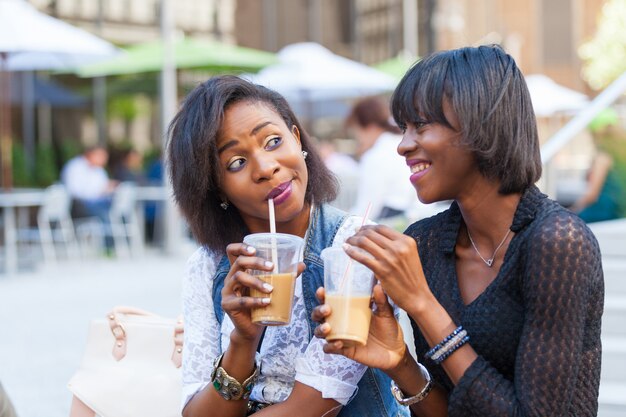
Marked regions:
[291,125,301,146]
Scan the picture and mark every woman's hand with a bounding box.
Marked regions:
[221,242,305,342]
[344,225,432,313]
[312,284,407,371]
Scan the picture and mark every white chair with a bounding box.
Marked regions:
[75,182,143,258]
[108,182,143,258]
[18,184,78,263]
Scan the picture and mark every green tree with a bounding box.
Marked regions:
[579,0,626,90]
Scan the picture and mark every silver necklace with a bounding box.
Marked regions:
[466,227,511,267]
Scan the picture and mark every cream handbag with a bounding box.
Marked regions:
[68,306,184,417]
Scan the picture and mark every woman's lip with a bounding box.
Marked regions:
[266,181,292,204]
[266,181,290,200]
[409,168,429,184]
[270,182,292,206]
[408,161,431,184]
[406,158,430,166]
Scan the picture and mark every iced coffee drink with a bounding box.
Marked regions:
[244,233,304,326]
[321,247,375,346]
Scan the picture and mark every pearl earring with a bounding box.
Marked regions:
[302,151,308,160]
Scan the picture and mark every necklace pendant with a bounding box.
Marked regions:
[486,258,494,267]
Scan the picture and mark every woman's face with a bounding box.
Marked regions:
[397,99,480,204]
[216,101,308,232]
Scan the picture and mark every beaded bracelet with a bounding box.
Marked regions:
[425,326,470,365]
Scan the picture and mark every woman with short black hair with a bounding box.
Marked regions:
[314,45,603,417]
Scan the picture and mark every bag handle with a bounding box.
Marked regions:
[107,306,184,368]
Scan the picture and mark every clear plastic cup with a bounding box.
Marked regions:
[244,233,304,326]
[321,246,375,346]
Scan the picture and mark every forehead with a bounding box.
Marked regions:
[218,101,285,141]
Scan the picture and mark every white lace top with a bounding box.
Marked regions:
[181,216,369,410]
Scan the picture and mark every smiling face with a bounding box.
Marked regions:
[397,99,481,204]
[216,100,309,234]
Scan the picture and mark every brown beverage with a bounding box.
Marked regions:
[250,273,295,325]
[325,294,372,346]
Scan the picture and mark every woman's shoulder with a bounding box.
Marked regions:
[186,246,222,283]
[530,199,598,245]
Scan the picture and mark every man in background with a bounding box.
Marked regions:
[61,145,117,222]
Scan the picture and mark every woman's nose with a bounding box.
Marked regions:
[397,131,418,156]
[251,153,280,181]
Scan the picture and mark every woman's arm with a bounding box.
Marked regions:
[182,244,277,417]
[183,332,261,417]
[252,382,342,417]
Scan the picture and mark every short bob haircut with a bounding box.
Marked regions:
[391,45,542,194]
[167,75,338,254]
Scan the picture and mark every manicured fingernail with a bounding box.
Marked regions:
[261,297,271,304]
[264,261,274,268]
[342,243,351,251]
[320,323,330,332]
[246,245,256,254]
[262,283,274,292]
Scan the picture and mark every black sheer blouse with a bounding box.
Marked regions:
[405,186,604,417]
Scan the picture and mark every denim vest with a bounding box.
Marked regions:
[212,204,408,417]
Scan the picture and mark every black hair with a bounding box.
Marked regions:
[391,45,542,194]
[167,75,338,253]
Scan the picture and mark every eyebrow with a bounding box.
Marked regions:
[217,140,238,154]
[250,121,274,136]
[218,121,276,154]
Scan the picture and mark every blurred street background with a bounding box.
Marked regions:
[0,0,625,416]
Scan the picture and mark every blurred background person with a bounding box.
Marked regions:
[109,146,146,184]
[346,96,421,220]
[318,138,359,178]
[572,108,626,223]
[317,138,359,212]
[61,145,117,222]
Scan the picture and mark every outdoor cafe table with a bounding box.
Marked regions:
[0,188,45,275]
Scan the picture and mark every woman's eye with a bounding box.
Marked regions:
[227,157,245,171]
[414,119,430,130]
[265,136,282,150]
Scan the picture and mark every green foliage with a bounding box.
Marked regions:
[107,95,141,121]
[11,142,61,187]
[11,143,31,187]
[59,140,82,166]
[34,144,58,187]
[579,0,626,90]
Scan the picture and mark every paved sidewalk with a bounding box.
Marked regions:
[0,246,196,417]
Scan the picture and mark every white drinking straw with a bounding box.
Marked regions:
[268,198,279,274]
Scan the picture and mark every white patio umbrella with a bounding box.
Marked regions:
[0,0,118,188]
[0,0,117,70]
[525,74,589,118]
[248,42,397,120]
